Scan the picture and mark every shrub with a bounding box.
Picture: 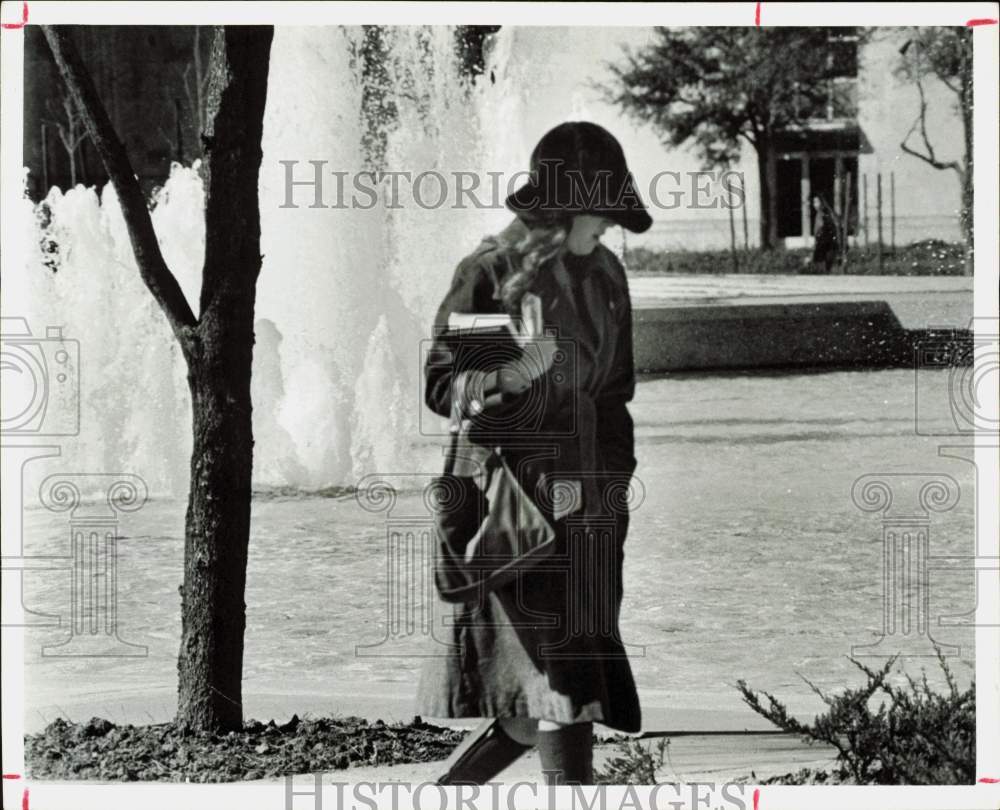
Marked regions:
[625,246,807,275]
[594,736,669,784]
[625,240,967,276]
[736,649,975,784]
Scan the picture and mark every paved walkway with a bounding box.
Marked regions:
[313,732,836,786]
[19,735,835,807]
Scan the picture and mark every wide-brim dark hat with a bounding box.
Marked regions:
[505,121,653,234]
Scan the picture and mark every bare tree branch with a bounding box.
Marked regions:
[46,97,88,152]
[936,73,959,96]
[899,73,962,178]
[41,26,199,350]
[44,95,90,185]
[178,27,212,140]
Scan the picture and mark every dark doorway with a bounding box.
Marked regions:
[776,158,803,238]
[809,156,859,236]
[809,157,836,237]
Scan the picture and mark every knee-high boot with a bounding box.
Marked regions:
[536,722,594,785]
[435,719,532,785]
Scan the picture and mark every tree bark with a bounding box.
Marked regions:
[176,26,273,733]
[42,25,273,733]
[177,344,256,732]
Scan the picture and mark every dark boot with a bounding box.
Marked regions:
[536,722,594,785]
[435,719,532,785]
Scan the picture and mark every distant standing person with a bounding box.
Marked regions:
[810,196,840,274]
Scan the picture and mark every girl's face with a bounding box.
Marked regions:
[565,215,616,256]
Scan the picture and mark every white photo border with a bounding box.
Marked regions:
[1,2,997,809]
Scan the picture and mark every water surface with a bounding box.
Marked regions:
[22,368,975,729]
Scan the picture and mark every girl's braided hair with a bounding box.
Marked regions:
[492,219,570,317]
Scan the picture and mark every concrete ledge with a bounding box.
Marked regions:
[632,300,969,373]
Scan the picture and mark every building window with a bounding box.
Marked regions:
[794,29,859,123]
[829,77,858,121]
[826,30,859,120]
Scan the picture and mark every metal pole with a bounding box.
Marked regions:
[834,156,843,215]
[801,154,811,239]
[877,172,884,273]
[862,172,868,249]
[841,172,853,270]
[890,171,896,254]
[741,172,749,250]
[728,177,738,272]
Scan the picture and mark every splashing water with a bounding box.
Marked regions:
[14,26,606,496]
[12,171,197,497]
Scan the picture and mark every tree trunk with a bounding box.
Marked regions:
[756,138,779,249]
[177,338,255,732]
[958,29,974,277]
[42,25,272,734]
[960,168,973,276]
[175,26,272,733]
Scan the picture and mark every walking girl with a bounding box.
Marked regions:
[418,122,652,785]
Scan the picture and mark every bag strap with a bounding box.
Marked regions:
[442,392,463,476]
[443,389,501,479]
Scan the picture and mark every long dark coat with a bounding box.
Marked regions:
[417,218,641,733]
